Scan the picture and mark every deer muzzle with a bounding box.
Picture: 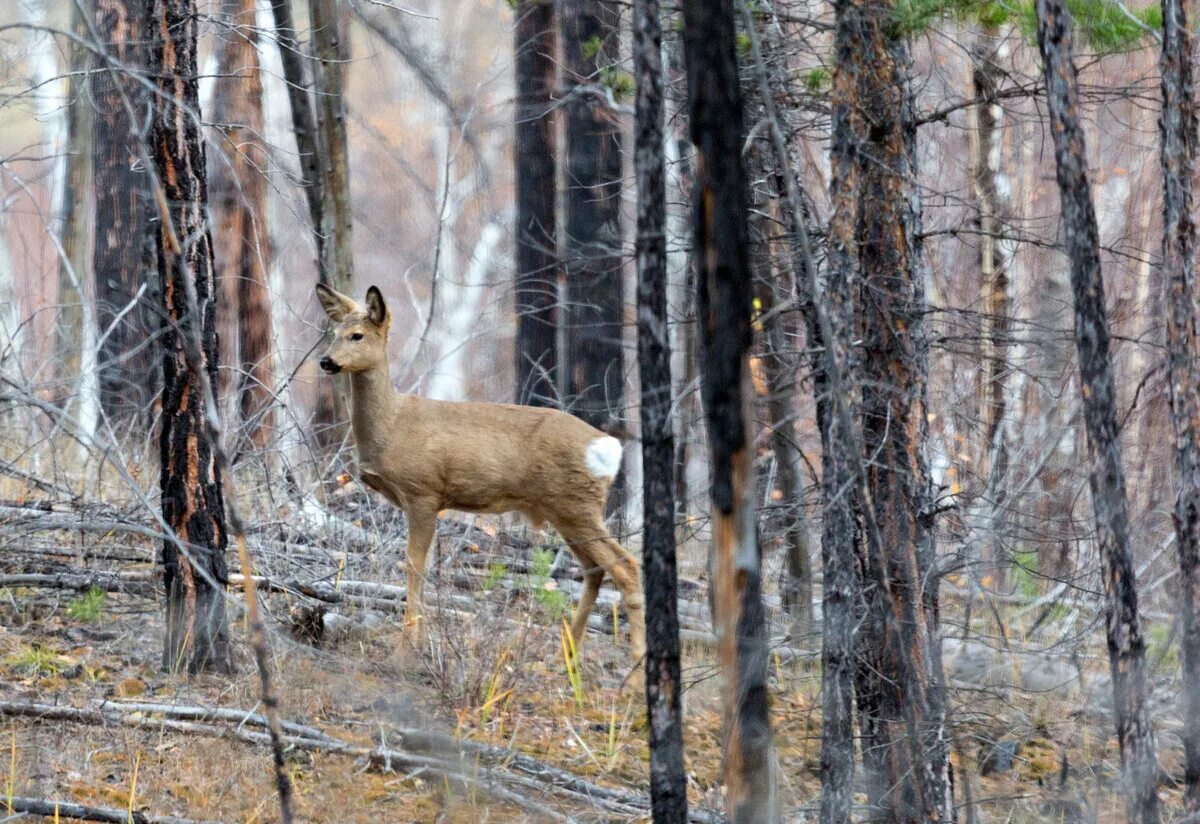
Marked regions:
[318,355,341,374]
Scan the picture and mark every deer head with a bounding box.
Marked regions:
[316,283,392,374]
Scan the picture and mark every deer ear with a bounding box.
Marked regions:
[365,285,390,328]
[316,283,357,322]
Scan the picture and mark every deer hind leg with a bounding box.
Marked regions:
[559,517,646,665]
[570,567,605,649]
[602,538,646,665]
[403,498,439,638]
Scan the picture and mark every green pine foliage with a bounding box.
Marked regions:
[889,0,1159,51]
[1014,0,1160,51]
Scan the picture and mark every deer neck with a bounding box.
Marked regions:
[348,364,400,464]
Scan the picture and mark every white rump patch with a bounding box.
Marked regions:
[584,436,623,479]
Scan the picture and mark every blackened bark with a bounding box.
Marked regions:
[1159,0,1200,808]
[634,0,687,819]
[309,0,353,442]
[560,0,624,430]
[94,0,157,425]
[309,0,353,292]
[149,0,230,673]
[815,5,867,809]
[1035,0,1160,819]
[514,0,559,407]
[829,0,952,819]
[211,0,274,449]
[269,0,325,274]
[682,0,775,820]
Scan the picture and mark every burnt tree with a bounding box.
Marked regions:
[819,3,861,811]
[681,0,775,820]
[1035,0,1160,819]
[211,0,275,449]
[514,0,559,407]
[559,0,624,430]
[149,0,230,673]
[270,0,325,270]
[309,0,354,443]
[94,0,157,425]
[828,0,954,819]
[634,0,687,819]
[1160,0,1200,808]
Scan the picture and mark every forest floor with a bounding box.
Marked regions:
[0,474,1192,822]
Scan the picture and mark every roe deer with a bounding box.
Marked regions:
[316,283,646,664]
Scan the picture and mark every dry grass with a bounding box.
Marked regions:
[0,443,1193,822]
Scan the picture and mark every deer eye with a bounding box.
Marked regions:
[350,332,364,341]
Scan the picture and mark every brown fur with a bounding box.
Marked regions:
[316,284,646,663]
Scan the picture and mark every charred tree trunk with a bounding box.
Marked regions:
[94,0,157,427]
[149,0,230,673]
[210,0,275,450]
[682,0,775,820]
[1159,0,1200,808]
[819,30,858,812]
[559,0,624,431]
[1035,0,1160,819]
[514,0,559,407]
[634,0,687,819]
[309,0,353,444]
[270,0,325,270]
[833,0,952,819]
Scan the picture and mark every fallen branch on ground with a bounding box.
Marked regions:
[0,698,724,822]
[5,796,220,824]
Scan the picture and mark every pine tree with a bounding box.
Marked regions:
[1035,0,1161,818]
[559,0,624,432]
[149,0,230,673]
[682,0,775,819]
[1159,0,1200,806]
[514,0,559,406]
[95,0,157,426]
[211,0,274,449]
[634,0,686,817]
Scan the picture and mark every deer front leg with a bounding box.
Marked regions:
[403,499,439,640]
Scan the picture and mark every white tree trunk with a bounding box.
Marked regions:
[426,221,503,401]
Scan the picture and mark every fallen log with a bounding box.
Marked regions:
[0,571,155,596]
[5,796,220,824]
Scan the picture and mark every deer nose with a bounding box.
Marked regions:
[318,356,340,374]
